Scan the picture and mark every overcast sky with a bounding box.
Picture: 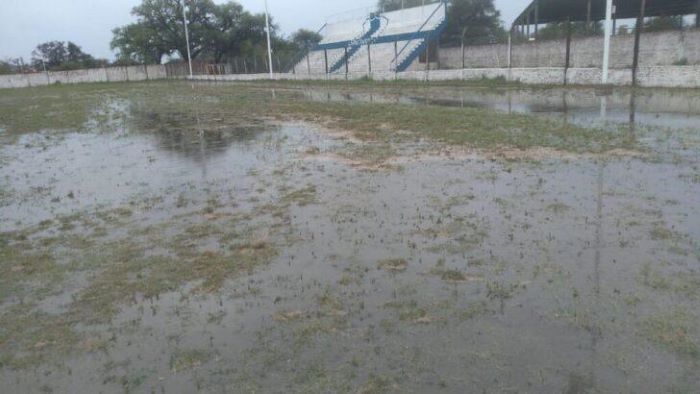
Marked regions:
[0,0,531,61]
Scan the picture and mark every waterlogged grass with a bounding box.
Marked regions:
[0,183,311,367]
[642,309,699,359]
[0,81,633,154]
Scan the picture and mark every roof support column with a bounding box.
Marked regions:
[632,0,647,86]
[508,28,513,69]
[602,0,613,83]
[587,0,592,33]
[526,9,531,38]
[534,1,539,39]
[565,18,572,85]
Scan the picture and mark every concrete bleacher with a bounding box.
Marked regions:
[293,2,447,75]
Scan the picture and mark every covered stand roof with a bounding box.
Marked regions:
[513,0,700,26]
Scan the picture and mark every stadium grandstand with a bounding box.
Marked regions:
[290,1,447,75]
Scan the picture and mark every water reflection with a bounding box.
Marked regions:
[299,87,700,132]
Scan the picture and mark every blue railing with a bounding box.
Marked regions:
[327,16,381,73]
[394,17,448,72]
[390,2,446,72]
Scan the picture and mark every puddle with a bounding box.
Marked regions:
[1,83,699,393]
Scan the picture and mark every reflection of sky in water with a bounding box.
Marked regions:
[0,124,336,229]
[302,89,700,131]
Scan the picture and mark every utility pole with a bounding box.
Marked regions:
[182,0,193,78]
[602,0,613,83]
[264,0,274,78]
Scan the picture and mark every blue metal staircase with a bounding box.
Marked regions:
[394,17,447,72]
[328,16,381,73]
[391,2,448,72]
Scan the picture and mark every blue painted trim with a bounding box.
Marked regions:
[395,18,448,72]
[327,17,381,73]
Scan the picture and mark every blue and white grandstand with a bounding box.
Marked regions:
[292,2,447,75]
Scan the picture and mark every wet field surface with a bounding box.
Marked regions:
[1,82,699,393]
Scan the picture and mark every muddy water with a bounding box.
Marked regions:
[1,85,699,393]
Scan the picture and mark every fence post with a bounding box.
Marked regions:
[367,43,372,74]
[244,58,248,74]
[508,29,513,69]
[324,49,329,74]
[587,0,592,33]
[534,0,539,39]
[394,40,398,74]
[306,50,311,74]
[565,18,572,85]
[425,39,430,72]
[696,0,699,28]
[344,46,349,75]
[632,0,646,86]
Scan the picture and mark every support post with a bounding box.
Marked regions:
[263,0,274,78]
[425,39,430,72]
[587,0,592,33]
[565,18,572,85]
[344,46,349,75]
[324,49,328,74]
[461,37,466,69]
[367,43,372,74]
[244,58,248,74]
[181,0,193,78]
[632,0,646,86]
[394,40,398,73]
[602,0,613,83]
[306,51,310,75]
[526,10,531,38]
[507,29,513,69]
[696,0,700,28]
[534,1,539,39]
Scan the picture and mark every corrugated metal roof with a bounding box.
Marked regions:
[513,0,699,25]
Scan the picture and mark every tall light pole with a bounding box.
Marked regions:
[182,0,194,78]
[264,0,274,78]
[602,0,613,83]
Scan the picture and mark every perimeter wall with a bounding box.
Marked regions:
[0,65,167,89]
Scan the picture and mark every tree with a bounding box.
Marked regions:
[536,21,603,41]
[111,0,274,64]
[31,41,98,71]
[645,16,684,32]
[442,0,506,46]
[111,23,166,64]
[0,60,18,75]
[290,29,322,51]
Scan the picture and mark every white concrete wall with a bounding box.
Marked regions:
[188,65,700,88]
[439,29,700,70]
[0,65,168,89]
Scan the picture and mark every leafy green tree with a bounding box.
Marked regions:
[442,0,506,46]
[0,60,18,75]
[31,41,98,70]
[535,21,603,41]
[111,0,275,64]
[290,29,322,51]
[644,16,684,32]
[111,24,166,64]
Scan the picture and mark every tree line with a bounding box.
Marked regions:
[0,0,692,74]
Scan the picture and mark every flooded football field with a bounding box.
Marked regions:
[0,81,699,393]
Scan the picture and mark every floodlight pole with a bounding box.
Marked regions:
[182,0,193,78]
[602,0,613,84]
[264,0,274,79]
